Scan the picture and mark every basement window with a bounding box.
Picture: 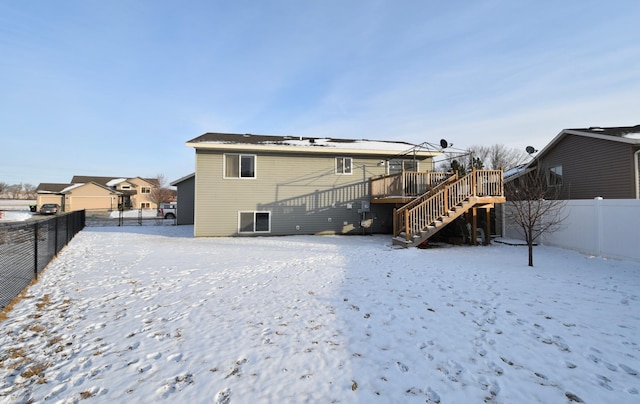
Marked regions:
[239,211,271,233]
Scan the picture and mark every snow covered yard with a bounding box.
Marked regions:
[1,226,639,403]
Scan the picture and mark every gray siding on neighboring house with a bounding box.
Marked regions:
[174,175,195,225]
[194,149,415,237]
[538,134,636,199]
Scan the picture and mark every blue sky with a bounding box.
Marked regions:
[2,0,639,186]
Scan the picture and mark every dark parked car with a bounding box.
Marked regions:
[40,203,60,215]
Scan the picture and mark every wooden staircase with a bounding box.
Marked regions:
[392,169,505,247]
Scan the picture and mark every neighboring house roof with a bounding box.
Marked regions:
[532,124,640,163]
[71,176,128,186]
[36,183,73,193]
[106,178,128,187]
[170,173,195,186]
[186,132,444,158]
[37,182,121,195]
[70,176,159,187]
[503,163,532,182]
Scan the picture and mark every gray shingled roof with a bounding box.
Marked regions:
[36,183,72,193]
[568,124,640,138]
[186,132,417,149]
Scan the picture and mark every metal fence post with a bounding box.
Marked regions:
[34,221,39,280]
[54,215,59,254]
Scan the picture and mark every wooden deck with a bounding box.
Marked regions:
[370,170,505,247]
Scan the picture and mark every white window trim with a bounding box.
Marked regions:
[141,187,151,194]
[223,153,257,179]
[238,211,271,233]
[335,157,353,175]
[548,165,563,187]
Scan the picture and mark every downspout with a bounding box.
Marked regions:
[635,149,640,199]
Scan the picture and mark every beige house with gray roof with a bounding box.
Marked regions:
[186,132,446,237]
[36,176,161,212]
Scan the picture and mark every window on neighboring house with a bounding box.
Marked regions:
[141,187,151,194]
[548,165,563,186]
[141,202,150,209]
[336,157,353,174]
[239,211,271,233]
[225,154,256,178]
[121,185,131,190]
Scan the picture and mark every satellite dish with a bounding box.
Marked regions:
[526,146,538,154]
[440,139,449,149]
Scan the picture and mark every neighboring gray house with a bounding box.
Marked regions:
[170,173,195,225]
[522,125,640,199]
[185,133,445,237]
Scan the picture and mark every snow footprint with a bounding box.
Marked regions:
[620,364,638,376]
[157,372,195,399]
[215,387,232,404]
[425,386,440,403]
[396,361,409,373]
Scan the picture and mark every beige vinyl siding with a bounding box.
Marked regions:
[37,195,63,210]
[65,183,118,212]
[194,150,415,237]
[127,178,156,208]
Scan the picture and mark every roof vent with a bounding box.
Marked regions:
[243,133,251,137]
[588,127,604,131]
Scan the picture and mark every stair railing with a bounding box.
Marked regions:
[393,174,457,237]
[394,169,503,241]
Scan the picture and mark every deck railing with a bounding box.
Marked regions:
[370,171,454,199]
[393,169,503,240]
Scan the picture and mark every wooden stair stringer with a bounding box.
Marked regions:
[392,197,477,247]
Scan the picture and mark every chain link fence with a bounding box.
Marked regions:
[0,210,85,309]
[84,208,176,227]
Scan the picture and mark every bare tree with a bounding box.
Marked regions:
[23,183,37,200]
[438,144,529,173]
[0,182,7,197]
[467,144,529,170]
[504,169,567,267]
[6,183,23,199]
[487,144,529,171]
[148,174,176,208]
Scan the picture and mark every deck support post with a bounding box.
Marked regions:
[393,207,397,237]
[404,210,410,241]
[472,207,478,246]
[485,207,491,245]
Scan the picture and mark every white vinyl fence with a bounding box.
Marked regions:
[503,198,640,263]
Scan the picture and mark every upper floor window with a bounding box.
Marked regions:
[121,185,131,190]
[336,157,352,174]
[548,165,563,187]
[141,187,151,194]
[389,159,418,174]
[225,154,256,178]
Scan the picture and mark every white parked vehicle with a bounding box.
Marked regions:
[157,203,177,219]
